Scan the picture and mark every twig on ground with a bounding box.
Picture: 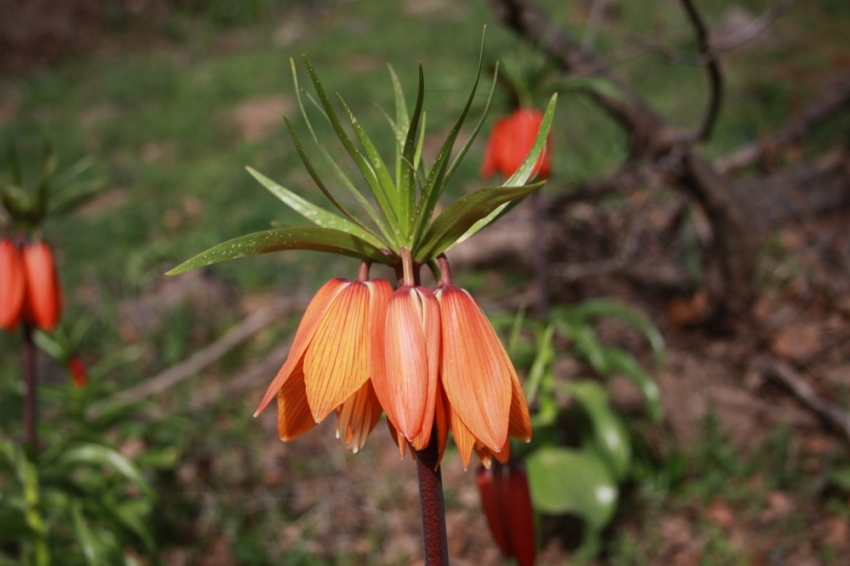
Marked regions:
[556,206,644,282]
[755,354,850,443]
[87,297,306,419]
[188,338,292,412]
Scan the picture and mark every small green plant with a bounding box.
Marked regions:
[507,299,665,561]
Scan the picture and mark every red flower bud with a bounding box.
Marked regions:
[0,238,26,332]
[68,355,87,388]
[477,459,537,566]
[22,241,63,331]
[481,108,551,180]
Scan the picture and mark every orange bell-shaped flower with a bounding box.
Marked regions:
[22,240,63,331]
[434,257,532,469]
[481,108,551,180]
[477,460,537,566]
[0,238,26,332]
[372,282,441,451]
[255,268,392,453]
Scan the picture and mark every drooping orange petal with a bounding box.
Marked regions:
[277,362,316,441]
[507,362,532,442]
[304,281,373,422]
[386,419,408,459]
[336,380,383,454]
[255,278,349,416]
[437,284,512,453]
[22,241,62,331]
[449,403,476,470]
[0,239,25,332]
[475,439,511,469]
[373,286,440,448]
[409,289,441,451]
[433,385,450,468]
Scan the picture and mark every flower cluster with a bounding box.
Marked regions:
[0,237,63,332]
[254,252,531,468]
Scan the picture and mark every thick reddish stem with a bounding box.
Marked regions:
[415,426,449,565]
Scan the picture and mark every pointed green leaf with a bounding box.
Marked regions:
[71,499,101,565]
[455,93,558,246]
[565,298,666,368]
[388,64,410,143]
[564,381,631,481]
[290,59,395,242]
[412,29,487,246]
[33,139,55,221]
[168,226,391,275]
[503,93,557,188]
[6,145,21,186]
[58,444,154,498]
[524,323,555,405]
[284,116,393,245]
[335,95,399,227]
[301,56,400,239]
[599,347,663,422]
[246,166,386,249]
[442,59,499,185]
[398,65,425,241]
[413,182,543,262]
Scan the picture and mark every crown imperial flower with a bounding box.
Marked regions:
[434,257,531,468]
[477,460,537,566]
[0,238,26,332]
[481,108,551,180]
[255,267,392,452]
[22,240,63,331]
[68,355,87,388]
[170,56,556,466]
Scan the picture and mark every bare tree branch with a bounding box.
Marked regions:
[581,0,608,52]
[717,75,850,174]
[711,0,796,51]
[679,0,723,141]
[626,0,796,66]
[490,0,757,310]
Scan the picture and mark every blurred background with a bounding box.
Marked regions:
[1,0,849,564]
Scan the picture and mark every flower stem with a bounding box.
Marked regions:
[22,323,38,449]
[437,255,452,286]
[415,427,449,566]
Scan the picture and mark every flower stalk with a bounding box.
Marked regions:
[22,322,38,448]
[415,426,449,566]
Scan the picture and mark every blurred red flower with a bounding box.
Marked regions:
[22,241,63,331]
[0,238,26,331]
[477,459,537,566]
[68,355,87,388]
[481,108,551,180]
